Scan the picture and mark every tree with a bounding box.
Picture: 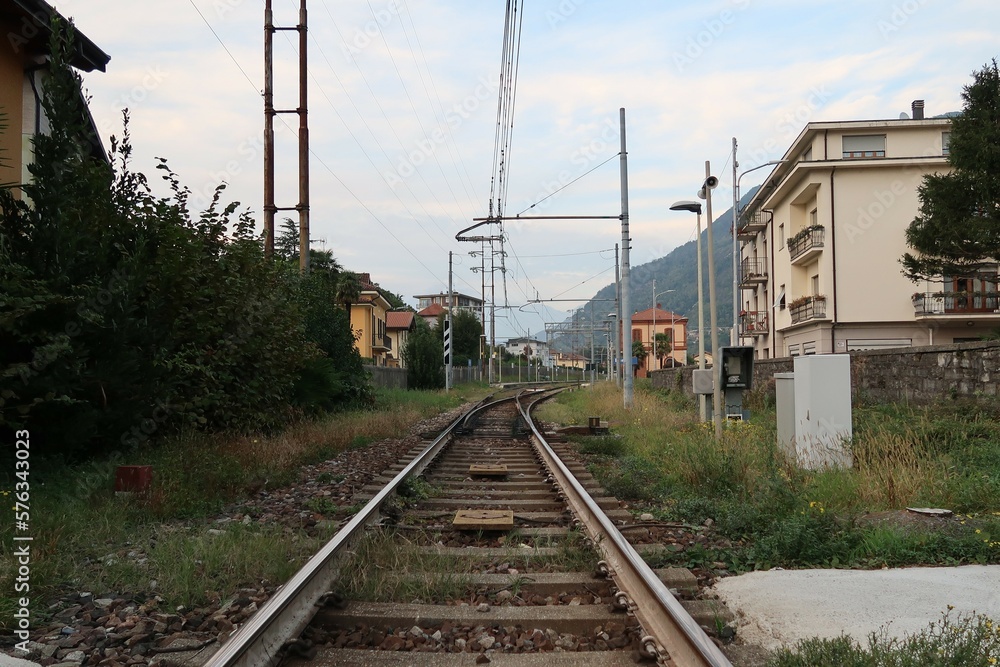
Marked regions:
[335,271,362,313]
[436,309,482,365]
[631,340,647,363]
[403,319,444,389]
[902,60,1000,281]
[654,332,672,367]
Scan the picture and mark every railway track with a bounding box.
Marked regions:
[204,387,733,667]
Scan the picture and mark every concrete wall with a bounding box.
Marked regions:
[651,340,1000,404]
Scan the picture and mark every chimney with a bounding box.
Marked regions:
[912,100,925,120]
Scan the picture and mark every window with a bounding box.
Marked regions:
[811,274,820,295]
[632,329,641,343]
[809,208,818,226]
[942,131,951,155]
[803,146,813,161]
[842,134,886,159]
[788,344,800,357]
[803,342,817,355]
[776,285,786,310]
[778,224,785,249]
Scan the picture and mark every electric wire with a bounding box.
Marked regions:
[396,1,482,214]
[514,152,619,216]
[188,0,260,93]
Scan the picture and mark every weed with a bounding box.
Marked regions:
[305,497,338,516]
[767,611,1000,666]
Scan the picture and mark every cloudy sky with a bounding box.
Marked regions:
[62,0,997,340]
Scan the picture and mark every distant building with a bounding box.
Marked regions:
[414,291,484,328]
[552,351,587,370]
[385,311,416,368]
[504,337,549,365]
[737,102,998,359]
[630,306,688,378]
[0,0,110,192]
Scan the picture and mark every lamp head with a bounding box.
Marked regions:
[669,200,702,214]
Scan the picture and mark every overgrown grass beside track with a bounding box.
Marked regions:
[0,385,489,624]
[539,382,1000,664]
[536,382,1000,572]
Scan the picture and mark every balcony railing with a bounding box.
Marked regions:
[740,310,769,336]
[788,226,825,264]
[372,334,392,351]
[789,295,827,324]
[737,209,771,238]
[913,292,1000,315]
[740,256,768,285]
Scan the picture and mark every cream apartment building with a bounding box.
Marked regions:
[738,103,999,359]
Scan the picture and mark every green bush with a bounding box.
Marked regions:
[0,19,370,460]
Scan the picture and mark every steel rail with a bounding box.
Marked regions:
[517,391,733,667]
[204,392,518,667]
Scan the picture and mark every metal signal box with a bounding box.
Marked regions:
[718,346,755,390]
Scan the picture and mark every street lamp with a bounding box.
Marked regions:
[732,157,787,344]
[651,278,676,372]
[669,200,706,422]
[698,167,722,441]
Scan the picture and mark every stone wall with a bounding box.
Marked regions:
[650,341,1000,404]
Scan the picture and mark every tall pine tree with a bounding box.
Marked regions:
[902,60,1000,282]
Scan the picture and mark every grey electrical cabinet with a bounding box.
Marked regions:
[718,346,754,390]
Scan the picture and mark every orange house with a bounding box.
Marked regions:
[630,306,688,378]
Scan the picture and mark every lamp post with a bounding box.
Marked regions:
[731,151,787,344]
[698,164,722,440]
[669,200,706,422]
[651,279,676,372]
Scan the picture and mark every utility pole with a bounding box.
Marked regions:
[620,108,633,408]
[263,0,310,271]
[704,160,722,439]
[614,243,621,386]
[732,137,739,345]
[263,0,274,257]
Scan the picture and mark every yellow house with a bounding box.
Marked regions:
[349,273,392,366]
[1,0,110,192]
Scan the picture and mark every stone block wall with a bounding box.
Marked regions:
[650,341,1000,404]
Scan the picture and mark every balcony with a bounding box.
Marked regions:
[737,209,771,239]
[913,292,1000,319]
[740,310,769,336]
[372,334,392,352]
[740,256,768,285]
[789,295,827,324]
[788,225,825,265]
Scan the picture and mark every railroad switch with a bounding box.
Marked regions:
[468,463,508,477]
[452,509,515,530]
